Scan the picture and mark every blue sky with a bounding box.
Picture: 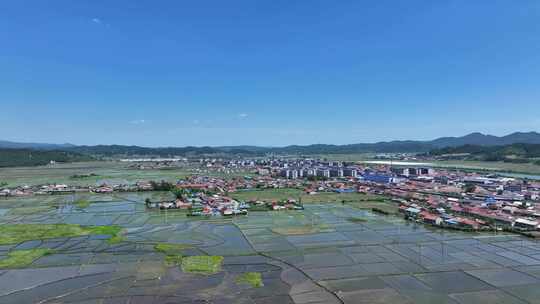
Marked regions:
[1,0,539,147]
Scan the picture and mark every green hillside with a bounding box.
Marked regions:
[429,143,540,164]
[0,149,94,167]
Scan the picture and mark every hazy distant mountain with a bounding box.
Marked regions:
[2,131,540,156]
[430,132,501,148]
[264,141,434,154]
[429,143,540,164]
[0,140,75,150]
[429,132,540,148]
[68,145,243,157]
[262,132,540,154]
[0,148,93,167]
[499,132,540,145]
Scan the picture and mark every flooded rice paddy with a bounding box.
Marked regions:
[2,194,540,303]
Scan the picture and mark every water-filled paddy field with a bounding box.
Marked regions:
[2,194,540,303]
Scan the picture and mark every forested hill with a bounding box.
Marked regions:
[0,149,94,167]
[64,132,540,156]
[1,131,540,158]
[429,143,540,164]
[68,145,259,157]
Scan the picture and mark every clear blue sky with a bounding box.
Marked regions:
[1,0,539,147]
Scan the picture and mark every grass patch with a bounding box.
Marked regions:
[231,188,388,205]
[85,225,122,236]
[346,217,367,223]
[231,188,303,202]
[8,206,54,215]
[300,192,383,204]
[107,234,125,244]
[74,199,91,209]
[0,224,122,245]
[347,200,399,215]
[236,272,264,288]
[154,243,192,266]
[272,224,331,235]
[0,249,53,269]
[164,255,183,266]
[431,160,540,175]
[70,173,99,179]
[181,255,223,275]
[155,243,192,255]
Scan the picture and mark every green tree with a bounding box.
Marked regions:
[463,183,476,193]
[150,180,175,191]
[171,188,187,199]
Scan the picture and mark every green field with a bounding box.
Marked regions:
[0,161,192,187]
[154,243,192,266]
[231,188,386,203]
[0,161,256,187]
[236,272,264,288]
[2,190,539,303]
[0,224,122,245]
[230,188,399,214]
[181,255,224,275]
[314,153,374,162]
[311,153,540,175]
[3,157,539,189]
[355,158,540,176]
[231,188,304,202]
[432,160,540,175]
[0,249,53,269]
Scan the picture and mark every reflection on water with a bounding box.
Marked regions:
[363,161,435,166]
[363,160,540,180]
[2,195,540,304]
[499,172,540,180]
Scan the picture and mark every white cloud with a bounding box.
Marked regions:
[130,119,146,125]
[193,119,200,124]
[92,18,102,24]
[238,113,248,118]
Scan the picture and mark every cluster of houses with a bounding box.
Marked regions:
[3,156,540,235]
[0,180,167,197]
[146,192,249,216]
[376,169,540,233]
[398,196,540,232]
[145,189,304,217]
[400,202,485,230]
[0,184,80,196]
[239,158,540,233]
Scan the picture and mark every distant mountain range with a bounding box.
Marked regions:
[429,143,540,165]
[0,148,93,168]
[429,132,540,148]
[0,140,75,150]
[1,131,540,156]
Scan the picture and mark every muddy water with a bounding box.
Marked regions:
[1,195,540,303]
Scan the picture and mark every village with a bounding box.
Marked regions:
[2,157,540,235]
